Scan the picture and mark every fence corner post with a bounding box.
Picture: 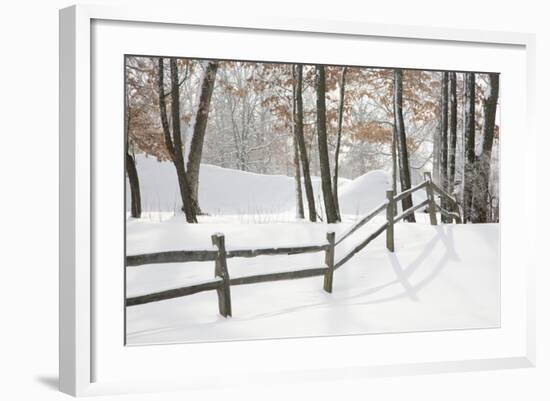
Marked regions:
[423,172,438,226]
[386,190,395,252]
[211,233,232,317]
[323,232,336,293]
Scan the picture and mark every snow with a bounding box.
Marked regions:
[125,158,499,345]
[126,221,500,345]
[126,155,352,218]
[338,170,389,215]
[127,155,428,220]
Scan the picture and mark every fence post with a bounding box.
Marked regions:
[423,172,438,226]
[386,190,395,252]
[211,233,232,317]
[323,232,335,293]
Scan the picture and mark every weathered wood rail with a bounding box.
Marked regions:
[125,171,461,316]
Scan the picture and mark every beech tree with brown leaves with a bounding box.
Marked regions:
[125,55,500,224]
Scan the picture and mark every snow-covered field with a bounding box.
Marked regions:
[125,160,500,345]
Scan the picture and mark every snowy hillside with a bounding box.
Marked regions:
[126,155,388,217]
[127,155,427,219]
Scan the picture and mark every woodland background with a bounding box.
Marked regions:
[126,57,500,224]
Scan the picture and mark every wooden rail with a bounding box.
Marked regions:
[393,181,427,203]
[393,199,429,224]
[125,171,461,317]
[335,200,388,245]
[435,203,462,224]
[429,178,462,224]
[335,222,389,269]
[126,250,217,266]
[226,244,329,258]
[230,267,329,286]
[126,278,223,306]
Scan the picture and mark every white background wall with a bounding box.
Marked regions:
[0,0,547,399]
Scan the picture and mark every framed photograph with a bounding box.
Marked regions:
[59,4,536,396]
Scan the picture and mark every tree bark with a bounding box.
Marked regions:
[292,66,305,219]
[186,61,219,216]
[462,72,476,222]
[440,72,449,192]
[332,67,347,221]
[294,64,317,222]
[293,135,305,219]
[392,125,398,194]
[393,69,416,222]
[472,73,499,223]
[158,57,197,223]
[126,152,141,218]
[448,72,458,193]
[433,115,441,186]
[125,78,141,219]
[315,65,339,223]
[440,72,450,222]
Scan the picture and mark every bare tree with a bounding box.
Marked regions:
[125,63,141,218]
[393,69,416,222]
[440,72,450,222]
[186,61,219,215]
[332,67,347,221]
[462,72,476,222]
[294,64,317,222]
[291,66,305,218]
[126,111,141,218]
[472,73,499,223]
[315,65,339,223]
[158,57,197,223]
[448,72,458,193]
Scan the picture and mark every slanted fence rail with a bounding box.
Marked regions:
[126,171,461,316]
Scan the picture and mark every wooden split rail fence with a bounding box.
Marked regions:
[126,172,461,317]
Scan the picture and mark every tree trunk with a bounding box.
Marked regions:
[294,64,317,222]
[293,135,305,219]
[392,125,398,193]
[433,113,441,186]
[448,72,458,193]
[332,67,347,221]
[292,66,305,219]
[126,152,141,218]
[472,73,499,223]
[393,69,416,222]
[440,72,450,222]
[125,82,141,219]
[315,65,339,223]
[158,57,197,223]
[186,61,219,216]
[462,72,476,222]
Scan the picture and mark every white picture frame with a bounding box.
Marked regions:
[59,4,536,397]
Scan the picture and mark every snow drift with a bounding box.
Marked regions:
[126,155,425,217]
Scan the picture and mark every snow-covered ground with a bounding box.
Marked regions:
[126,220,499,345]
[125,159,500,345]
